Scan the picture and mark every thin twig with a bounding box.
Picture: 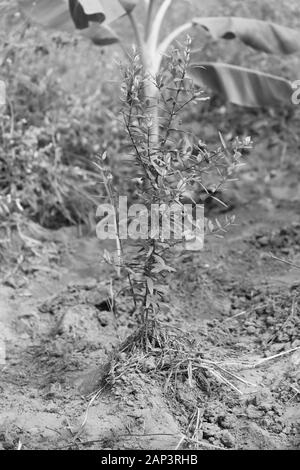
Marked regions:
[254,346,300,367]
[268,253,300,270]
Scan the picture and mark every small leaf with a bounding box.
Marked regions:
[146,245,154,259]
[215,218,222,229]
[151,264,165,274]
[153,254,165,265]
[155,285,169,295]
[146,277,154,295]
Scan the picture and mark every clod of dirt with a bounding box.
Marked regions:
[59,305,108,345]
[97,311,111,327]
[202,422,221,439]
[246,405,263,420]
[220,430,235,448]
[218,414,237,429]
[250,223,300,258]
[2,442,15,450]
[239,423,282,450]
[77,363,111,396]
[85,290,112,311]
[252,388,273,407]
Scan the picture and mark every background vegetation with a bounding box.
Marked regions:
[1,0,300,233]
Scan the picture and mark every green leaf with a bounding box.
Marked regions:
[19,0,119,45]
[188,62,293,108]
[146,277,154,295]
[69,0,105,29]
[71,0,125,26]
[81,23,119,45]
[192,17,300,55]
[18,0,127,30]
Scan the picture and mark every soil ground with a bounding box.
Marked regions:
[0,141,299,450]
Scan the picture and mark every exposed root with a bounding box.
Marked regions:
[96,320,257,397]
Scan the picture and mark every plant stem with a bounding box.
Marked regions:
[95,162,122,278]
[145,0,155,41]
[148,0,172,53]
[144,78,159,145]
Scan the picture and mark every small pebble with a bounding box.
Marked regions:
[247,326,256,334]
[266,316,275,326]
[258,236,269,246]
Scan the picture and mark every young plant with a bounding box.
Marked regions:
[96,39,251,351]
